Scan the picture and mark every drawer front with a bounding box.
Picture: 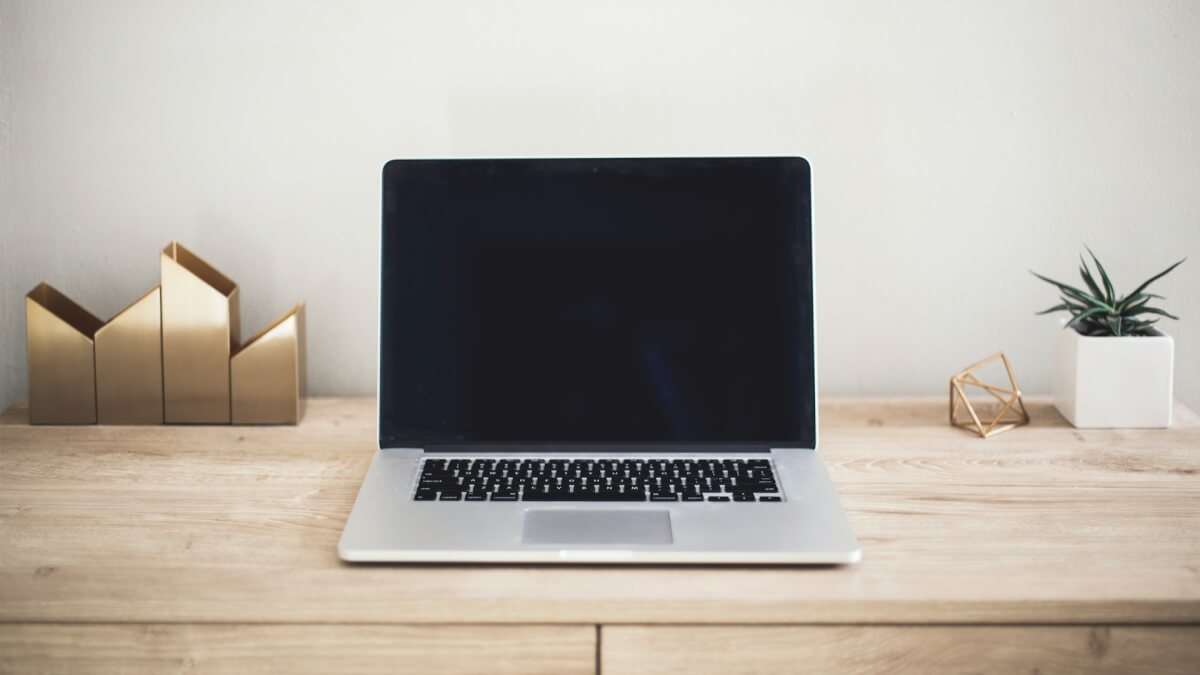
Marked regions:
[602,625,1200,674]
[0,623,596,675]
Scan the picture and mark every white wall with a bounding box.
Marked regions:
[2,0,1198,414]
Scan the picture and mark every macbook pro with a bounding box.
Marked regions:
[339,156,860,563]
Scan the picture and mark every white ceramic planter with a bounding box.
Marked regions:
[1052,319,1174,428]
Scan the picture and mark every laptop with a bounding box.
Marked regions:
[338,156,861,564]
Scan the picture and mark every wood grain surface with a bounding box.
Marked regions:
[0,623,595,674]
[2,397,1199,625]
[601,625,1200,675]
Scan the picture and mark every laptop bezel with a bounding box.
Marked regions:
[375,156,817,454]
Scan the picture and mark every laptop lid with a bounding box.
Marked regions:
[378,157,815,452]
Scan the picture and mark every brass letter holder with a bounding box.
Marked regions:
[96,286,164,424]
[160,242,240,423]
[232,304,307,424]
[25,242,305,425]
[25,283,103,425]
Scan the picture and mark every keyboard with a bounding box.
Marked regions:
[413,458,783,502]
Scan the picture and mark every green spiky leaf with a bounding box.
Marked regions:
[1121,258,1186,303]
[1065,306,1109,329]
[1116,291,1163,312]
[1125,306,1180,320]
[1030,272,1111,309]
[1060,296,1088,312]
[1036,303,1072,315]
[1085,245,1116,305]
[1122,295,1152,314]
[1079,257,1105,300]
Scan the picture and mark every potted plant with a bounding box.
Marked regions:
[1032,248,1185,428]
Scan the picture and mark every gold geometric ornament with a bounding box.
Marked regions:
[949,351,1029,438]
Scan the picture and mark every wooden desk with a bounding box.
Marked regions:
[2,397,1198,674]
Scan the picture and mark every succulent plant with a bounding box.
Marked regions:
[1032,248,1185,337]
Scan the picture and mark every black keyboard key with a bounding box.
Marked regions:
[490,493,518,501]
[759,496,782,502]
[414,490,437,501]
[707,496,731,502]
[614,491,651,501]
[650,493,678,502]
[682,494,705,501]
[439,492,463,501]
[522,489,645,501]
[588,492,647,501]
[522,491,569,501]
[464,493,487,501]
[732,492,755,502]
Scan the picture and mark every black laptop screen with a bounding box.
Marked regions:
[378,157,815,448]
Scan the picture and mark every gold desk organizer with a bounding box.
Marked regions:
[25,241,305,426]
[25,283,103,425]
[96,286,163,424]
[949,351,1029,438]
[161,242,240,424]
[232,304,306,424]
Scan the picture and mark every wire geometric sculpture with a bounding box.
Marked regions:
[949,351,1029,438]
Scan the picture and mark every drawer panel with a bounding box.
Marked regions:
[0,623,596,675]
[602,625,1200,674]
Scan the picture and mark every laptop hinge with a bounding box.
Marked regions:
[418,443,775,454]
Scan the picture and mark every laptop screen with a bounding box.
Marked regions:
[379,157,815,449]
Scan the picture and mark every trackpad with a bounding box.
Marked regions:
[521,509,673,545]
